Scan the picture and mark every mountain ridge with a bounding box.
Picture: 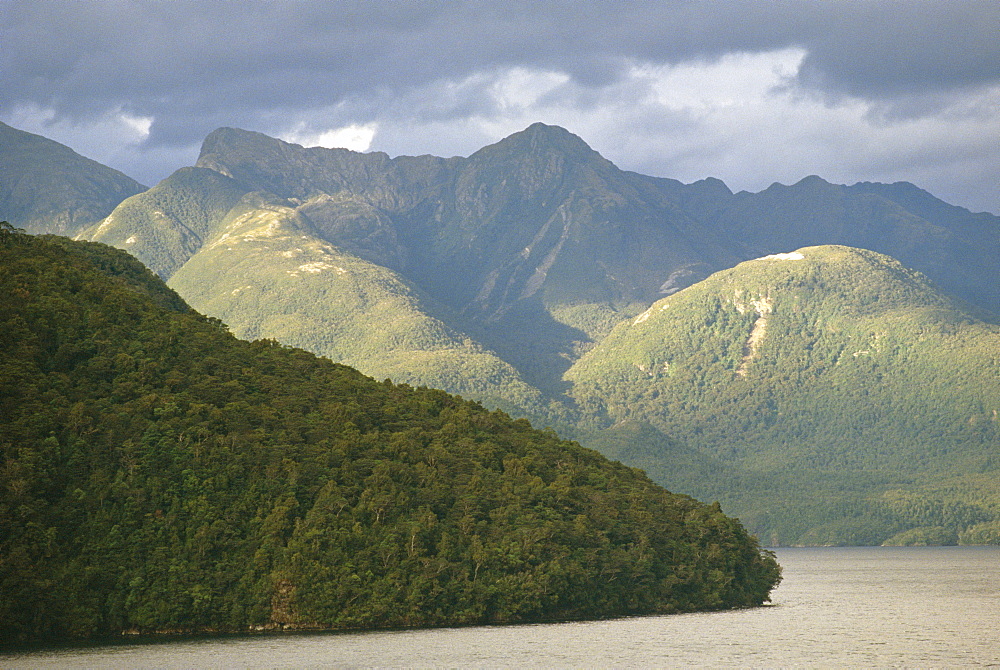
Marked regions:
[5,121,1000,545]
[0,121,147,236]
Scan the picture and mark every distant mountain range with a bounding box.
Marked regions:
[3,119,1000,545]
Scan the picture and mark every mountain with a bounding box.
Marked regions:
[0,121,146,236]
[86,122,1000,400]
[9,121,1000,546]
[710,176,1000,315]
[165,192,544,412]
[564,245,1000,545]
[190,123,741,394]
[0,227,780,645]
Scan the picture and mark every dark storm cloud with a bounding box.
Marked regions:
[4,0,998,142]
[793,2,1000,99]
[2,1,998,211]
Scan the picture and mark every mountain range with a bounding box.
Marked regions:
[3,119,999,545]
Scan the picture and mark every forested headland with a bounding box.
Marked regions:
[0,225,780,646]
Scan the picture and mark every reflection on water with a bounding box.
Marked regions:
[4,546,999,667]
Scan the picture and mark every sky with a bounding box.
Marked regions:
[2,0,999,214]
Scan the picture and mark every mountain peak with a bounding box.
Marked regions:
[477,123,601,162]
[793,175,831,188]
[196,126,287,169]
[523,121,585,142]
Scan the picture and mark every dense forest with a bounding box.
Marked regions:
[0,225,780,646]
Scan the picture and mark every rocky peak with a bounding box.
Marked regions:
[471,122,602,165]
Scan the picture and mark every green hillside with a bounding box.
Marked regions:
[0,122,146,236]
[166,193,544,415]
[0,226,780,645]
[564,246,1000,545]
[82,166,253,278]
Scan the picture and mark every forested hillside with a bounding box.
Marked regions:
[563,246,1000,545]
[0,226,780,646]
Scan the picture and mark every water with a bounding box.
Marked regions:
[4,546,999,667]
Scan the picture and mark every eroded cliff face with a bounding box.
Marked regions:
[734,292,773,378]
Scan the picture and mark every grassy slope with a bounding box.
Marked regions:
[166,194,545,415]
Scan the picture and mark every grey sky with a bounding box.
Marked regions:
[3,0,998,213]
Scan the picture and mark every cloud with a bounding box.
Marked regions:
[5,103,157,179]
[361,49,1000,214]
[1,0,998,212]
[281,123,378,152]
[793,2,1000,100]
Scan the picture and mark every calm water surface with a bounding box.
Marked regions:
[4,546,999,667]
